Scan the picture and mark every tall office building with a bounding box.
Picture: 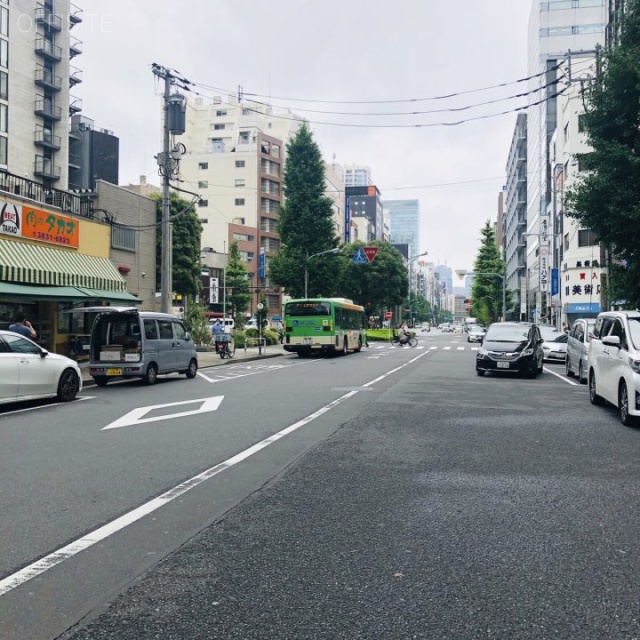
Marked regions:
[346,185,384,242]
[383,199,421,259]
[68,114,119,190]
[526,0,606,322]
[2,1,83,190]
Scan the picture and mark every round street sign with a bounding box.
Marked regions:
[257,303,264,310]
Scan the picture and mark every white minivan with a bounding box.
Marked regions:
[588,310,640,426]
[81,307,198,386]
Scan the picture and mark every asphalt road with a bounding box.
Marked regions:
[2,330,640,639]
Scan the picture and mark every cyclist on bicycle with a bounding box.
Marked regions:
[398,323,410,345]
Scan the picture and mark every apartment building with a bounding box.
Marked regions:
[179,96,303,319]
[3,0,83,189]
[503,113,528,319]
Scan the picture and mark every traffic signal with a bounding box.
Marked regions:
[464,298,472,312]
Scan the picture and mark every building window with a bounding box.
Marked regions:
[233,232,255,242]
[216,110,227,117]
[239,132,250,143]
[111,225,137,252]
[198,162,208,170]
[578,229,598,247]
[235,179,245,187]
[214,124,225,130]
[235,160,245,168]
[564,233,570,251]
[242,108,251,115]
[235,198,245,206]
[200,218,208,224]
[0,70,7,100]
[198,180,208,189]
[199,200,208,207]
[0,103,6,133]
[271,144,280,158]
[0,7,7,37]
[0,38,7,68]
[0,135,7,165]
[578,114,586,133]
[239,251,255,262]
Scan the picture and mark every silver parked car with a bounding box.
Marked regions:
[539,326,568,362]
[566,318,595,384]
[0,330,82,405]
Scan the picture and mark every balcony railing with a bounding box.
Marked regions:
[34,128,62,150]
[34,66,62,91]
[34,156,61,180]
[69,96,82,114]
[34,98,62,120]
[0,170,92,217]
[35,6,63,31]
[35,37,62,61]
[69,37,83,57]
[69,66,83,86]
[69,3,83,25]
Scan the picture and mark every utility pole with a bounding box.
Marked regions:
[152,63,187,314]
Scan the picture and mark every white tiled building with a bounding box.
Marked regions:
[3,0,83,189]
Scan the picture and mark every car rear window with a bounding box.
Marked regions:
[485,325,530,342]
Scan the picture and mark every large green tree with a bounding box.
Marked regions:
[471,221,510,325]
[225,240,252,325]
[565,0,640,307]
[153,191,202,299]
[268,123,340,299]
[337,241,408,319]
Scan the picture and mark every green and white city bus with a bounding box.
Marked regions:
[283,298,366,356]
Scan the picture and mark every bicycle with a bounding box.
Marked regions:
[390,331,418,348]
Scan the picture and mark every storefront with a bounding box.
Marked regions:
[0,197,140,358]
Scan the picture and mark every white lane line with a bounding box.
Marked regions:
[0,352,430,597]
[0,395,94,419]
[544,366,579,386]
[457,347,465,351]
[443,347,451,351]
[429,347,438,350]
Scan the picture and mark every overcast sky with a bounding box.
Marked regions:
[77,0,532,275]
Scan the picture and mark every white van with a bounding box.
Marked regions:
[79,307,198,386]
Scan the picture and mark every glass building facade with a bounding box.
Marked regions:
[383,199,421,259]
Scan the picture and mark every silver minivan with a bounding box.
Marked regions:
[84,307,198,386]
[566,318,595,384]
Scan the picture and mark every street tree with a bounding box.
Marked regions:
[152,191,202,300]
[565,0,640,307]
[269,123,340,299]
[225,240,252,326]
[337,241,408,320]
[470,221,510,325]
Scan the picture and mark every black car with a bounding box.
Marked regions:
[476,322,544,378]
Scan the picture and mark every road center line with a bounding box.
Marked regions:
[0,353,427,597]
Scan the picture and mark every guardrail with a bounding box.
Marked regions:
[244,336,267,355]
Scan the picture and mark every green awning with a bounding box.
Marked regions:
[0,239,126,291]
[0,282,141,304]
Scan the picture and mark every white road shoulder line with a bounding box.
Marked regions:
[0,351,430,597]
[543,366,579,385]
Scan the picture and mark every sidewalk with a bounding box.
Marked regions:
[79,344,288,384]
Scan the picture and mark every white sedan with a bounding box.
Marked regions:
[0,330,82,405]
[539,326,568,362]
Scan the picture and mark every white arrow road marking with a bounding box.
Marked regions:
[102,396,224,430]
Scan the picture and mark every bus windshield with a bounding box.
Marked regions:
[285,302,331,316]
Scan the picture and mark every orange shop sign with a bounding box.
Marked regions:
[22,205,79,248]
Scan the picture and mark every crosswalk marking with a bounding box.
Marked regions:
[457,347,464,351]
[443,346,451,350]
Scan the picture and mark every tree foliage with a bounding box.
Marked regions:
[268,123,340,298]
[471,221,510,325]
[153,192,202,298]
[337,241,408,318]
[225,240,252,325]
[183,300,211,346]
[565,0,640,307]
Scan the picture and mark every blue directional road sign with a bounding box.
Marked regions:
[353,247,369,264]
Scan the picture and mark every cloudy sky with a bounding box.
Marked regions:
[77,0,532,275]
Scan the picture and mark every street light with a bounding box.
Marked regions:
[304,247,340,299]
[456,269,506,321]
